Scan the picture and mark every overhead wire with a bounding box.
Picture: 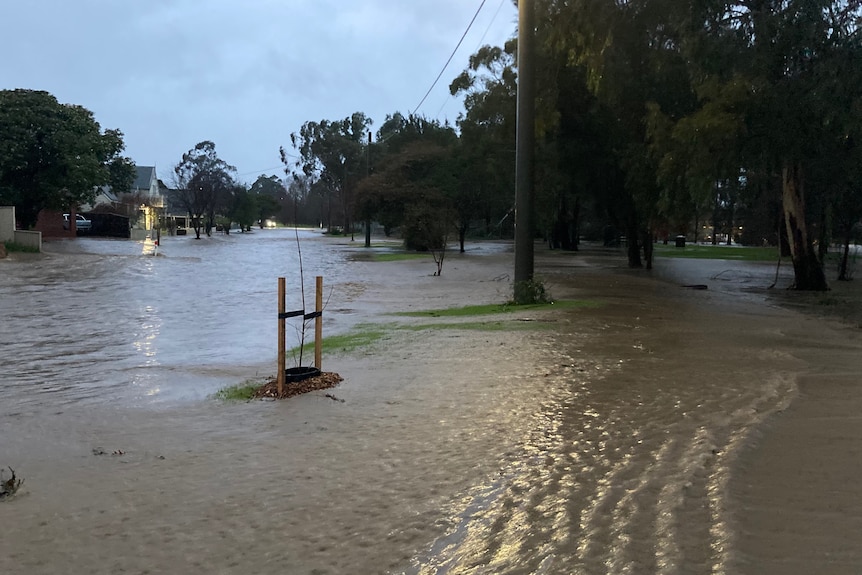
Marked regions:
[434,0,509,120]
[410,0,487,116]
[251,1,498,174]
[236,148,301,179]
[236,165,285,177]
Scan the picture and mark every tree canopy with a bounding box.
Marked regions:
[173,140,237,239]
[0,89,135,229]
[510,0,862,288]
[283,112,373,234]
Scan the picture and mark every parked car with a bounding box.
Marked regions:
[63,213,92,231]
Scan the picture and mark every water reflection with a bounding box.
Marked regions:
[0,229,354,408]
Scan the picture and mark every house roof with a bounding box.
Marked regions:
[133,166,157,191]
[96,185,119,203]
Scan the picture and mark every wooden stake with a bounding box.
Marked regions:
[314,276,323,370]
[277,277,285,396]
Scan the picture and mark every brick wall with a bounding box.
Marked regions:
[35,209,75,238]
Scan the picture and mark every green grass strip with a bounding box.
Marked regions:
[213,380,262,401]
[654,244,778,261]
[286,324,390,357]
[398,320,558,332]
[394,299,599,318]
[370,252,429,262]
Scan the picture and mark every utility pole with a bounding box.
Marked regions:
[514,0,535,303]
[365,130,372,248]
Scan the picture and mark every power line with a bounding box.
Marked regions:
[235,165,287,177]
[236,149,302,177]
[477,0,507,49]
[434,0,508,120]
[410,0,487,116]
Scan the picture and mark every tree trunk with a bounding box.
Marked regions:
[642,228,654,270]
[818,204,830,263]
[711,194,720,245]
[693,212,700,244]
[838,236,851,281]
[838,219,853,281]
[726,197,735,246]
[572,196,580,251]
[626,216,642,268]
[782,161,828,290]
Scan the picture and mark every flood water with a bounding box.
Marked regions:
[0,229,369,407]
[1,234,855,574]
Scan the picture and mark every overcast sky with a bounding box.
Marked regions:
[1,0,517,184]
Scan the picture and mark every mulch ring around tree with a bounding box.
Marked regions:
[251,372,344,400]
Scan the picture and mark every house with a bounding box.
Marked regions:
[161,182,191,235]
[84,166,160,213]
[133,166,160,198]
[128,166,165,239]
[33,164,167,240]
[89,185,120,211]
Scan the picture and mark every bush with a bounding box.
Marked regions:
[3,242,39,253]
[401,202,448,252]
[512,278,551,305]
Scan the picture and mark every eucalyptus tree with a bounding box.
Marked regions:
[356,116,460,256]
[0,89,135,229]
[226,183,259,232]
[249,174,285,200]
[283,112,372,234]
[376,112,458,154]
[358,113,467,248]
[450,42,518,238]
[248,174,285,227]
[536,0,861,285]
[539,0,694,267]
[662,0,862,289]
[173,141,237,239]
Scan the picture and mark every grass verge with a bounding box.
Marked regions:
[370,252,429,262]
[654,244,778,261]
[393,299,600,317]
[213,380,263,401]
[399,320,559,332]
[287,324,391,357]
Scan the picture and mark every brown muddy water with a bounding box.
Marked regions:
[2,233,861,574]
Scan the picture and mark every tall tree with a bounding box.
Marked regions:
[355,113,464,245]
[249,174,286,227]
[173,141,236,239]
[543,0,701,268]
[665,0,861,289]
[0,89,134,228]
[226,183,258,232]
[249,174,286,200]
[450,42,518,239]
[283,112,372,234]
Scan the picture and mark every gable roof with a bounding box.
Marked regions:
[133,166,157,191]
[96,185,119,203]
